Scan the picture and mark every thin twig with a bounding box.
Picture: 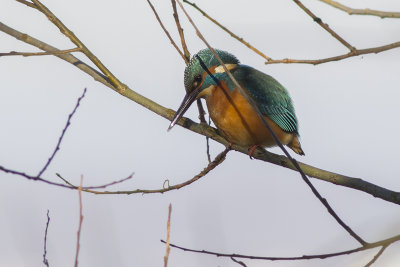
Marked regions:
[293,0,356,52]
[364,245,389,267]
[30,0,127,93]
[74,176,84,267]
[171,0,190,63]
[206,116,211,163]
[318,0,400,19]
[56,173,134,189]
[183,0,272,61]
[161,234,400,261]
[164,204,172,267]
[2,23,400,204]
[37,88,87,177]
[43,210,50,267]
[57,147,230,195]
[146,0,187,64]
[176,0,366,246]
[265,41,400,65]
[0,47,81,57]
[231,257,247,267]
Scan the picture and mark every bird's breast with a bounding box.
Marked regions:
[205,81,294,147]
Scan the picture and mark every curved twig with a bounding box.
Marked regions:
[160,234,399,261]
[58,147,230,195]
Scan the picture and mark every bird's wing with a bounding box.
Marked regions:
[233,65,298,134]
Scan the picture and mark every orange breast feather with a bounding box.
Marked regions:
[206,82,294,147]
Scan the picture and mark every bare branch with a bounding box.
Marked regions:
[74,176,84,267]
[265,41,400,65]
[171,0,190,63]
[318,0,400,19]
[0,47,81,57]
[364,245,389,267]
[293,0,355,51]
[164,204,172,267]
[30,0,127,93]
[37,88,87,177]
[56,173,134,190]
[182,1,400,65]
[183,0,272,61]
[161,234,400,261]
[42,210,50,267]
[146,0,187,64]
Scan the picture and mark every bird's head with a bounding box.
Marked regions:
[168,48,239,130]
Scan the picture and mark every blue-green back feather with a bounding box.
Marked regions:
[232,65,299,134]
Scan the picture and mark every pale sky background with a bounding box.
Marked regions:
[1,0,400,266]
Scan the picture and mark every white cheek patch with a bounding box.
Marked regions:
[214,64,237,73]
[197,85,214,98]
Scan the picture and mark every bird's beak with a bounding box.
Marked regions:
[168,89,199,131]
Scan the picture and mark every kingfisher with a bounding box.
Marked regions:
[168,48,304,156]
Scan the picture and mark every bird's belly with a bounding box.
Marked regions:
[206,85,293,147]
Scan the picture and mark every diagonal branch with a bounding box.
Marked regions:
[318,0,400,19]
[176,0,366,245]
[183,0,272,61]
[293,0,355,52]
[30,0,127,93]
[1,22,400,205]
[171,0,190,63]
[146,0,188,64]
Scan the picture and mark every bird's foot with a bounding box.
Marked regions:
[248,145,260,159]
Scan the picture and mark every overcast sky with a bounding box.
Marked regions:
[1,0,400,266]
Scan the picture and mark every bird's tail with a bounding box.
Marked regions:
[288,135,305,156]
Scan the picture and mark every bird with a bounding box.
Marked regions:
[168,48,304,156]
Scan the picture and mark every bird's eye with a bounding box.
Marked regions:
[192,74,202,89]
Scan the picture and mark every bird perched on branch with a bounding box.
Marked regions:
[168,48,304,156]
